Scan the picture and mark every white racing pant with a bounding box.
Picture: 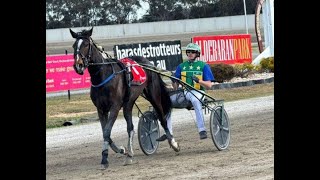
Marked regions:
[166,90,206,135]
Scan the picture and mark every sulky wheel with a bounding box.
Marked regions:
[210,106,230,151]
[138,111,160,155]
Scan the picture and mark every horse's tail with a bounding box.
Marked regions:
[144,71,172,119]
[157,74,172,118]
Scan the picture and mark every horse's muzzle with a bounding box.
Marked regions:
[73,64,85,75]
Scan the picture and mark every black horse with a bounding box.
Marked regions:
[69,27,180,169]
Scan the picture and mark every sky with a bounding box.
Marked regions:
[137,1,150,19]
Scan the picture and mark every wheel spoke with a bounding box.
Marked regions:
[150,127,158,133]
[214,126,220,136]
[221,127,229,132]
[141,124,150,132]
[214,113,222,126]
[220,131,225,145]
[148,135,154,150]
[141,134,149,144]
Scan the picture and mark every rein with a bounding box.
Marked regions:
[89,62,118,65]
[83,40,125,88]
[89,57,126,88]
[139,64,216,102]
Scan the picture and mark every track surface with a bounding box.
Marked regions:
[46,95,274,180]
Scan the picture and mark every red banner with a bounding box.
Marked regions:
[192,34,252,64]
[46,55,91,92]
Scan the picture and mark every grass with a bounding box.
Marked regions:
[46,82,274,129]
[206,82,274,102]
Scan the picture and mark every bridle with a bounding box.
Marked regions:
[74,36,117,68]
[73,36,125,87]
[74,36,93,68]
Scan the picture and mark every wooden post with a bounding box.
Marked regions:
[68,90,71,100]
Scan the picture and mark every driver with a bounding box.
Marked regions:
[157,43,215,141]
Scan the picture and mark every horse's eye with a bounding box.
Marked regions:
[82,41,89,47]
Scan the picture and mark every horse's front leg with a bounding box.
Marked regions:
[98,107,121,169]
[98,110,109,169]
[123,103,135,165]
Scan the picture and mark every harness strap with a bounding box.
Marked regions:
[91,69,125,88]
[116,60,132,102]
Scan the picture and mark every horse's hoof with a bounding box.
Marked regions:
[169,138,180,152]
[100,163,109,170]
[123,156,134,166]
[171,143,180,152]
[115,153,123,158]
[119,146,128,155]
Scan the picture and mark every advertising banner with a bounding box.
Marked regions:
[46,55,91,92]
[192,34,252,64]
[114,40,183,71]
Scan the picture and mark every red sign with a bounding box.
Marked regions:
[46,55,91,92]
[192,34,252,64]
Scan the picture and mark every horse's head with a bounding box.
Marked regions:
[69,27,93,75]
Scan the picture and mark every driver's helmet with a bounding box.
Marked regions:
[186,43,201,57]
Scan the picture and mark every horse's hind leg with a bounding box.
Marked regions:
[147,96,180,152]
[122,102,136,165]
[157,111,180,152]
[109,141,126,155]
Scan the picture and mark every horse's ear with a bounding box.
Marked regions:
[70,28,78,38]
[88,27,93,36]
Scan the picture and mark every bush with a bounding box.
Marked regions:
[260,57,274,72]
[233,63,255,78]
[210,63,235,83]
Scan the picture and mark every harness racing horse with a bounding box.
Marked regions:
[69,27,180,169]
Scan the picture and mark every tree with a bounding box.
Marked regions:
[46,0,257,29]
[46,0,67,28]
[142,0,176,21]
[214,0,257,16]
[101,0,141,24]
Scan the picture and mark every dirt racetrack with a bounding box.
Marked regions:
[46,96,274,180]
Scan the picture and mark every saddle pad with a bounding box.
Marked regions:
[119,57,147,85]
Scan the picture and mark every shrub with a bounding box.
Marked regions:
[233,63,255,78]
[260,57,274,72]
[210,63,235,83]
[253,64,262,72]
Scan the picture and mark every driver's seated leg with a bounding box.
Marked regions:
[156,134,167,141]
[186,90,207,139]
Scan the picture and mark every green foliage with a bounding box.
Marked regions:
[46,0,258,29]
[253,64,262,72]
[260,57,274,72]
[210,63,235,83]
[234,63,255,78]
